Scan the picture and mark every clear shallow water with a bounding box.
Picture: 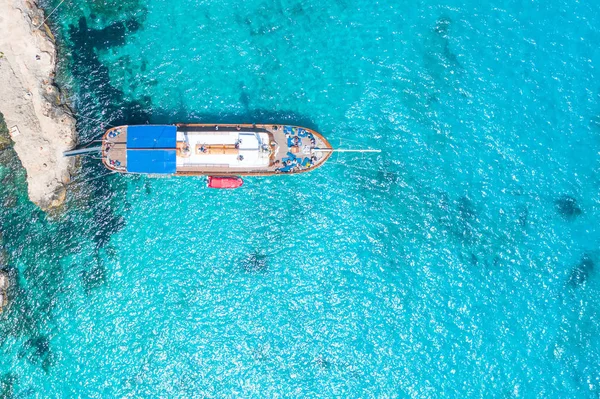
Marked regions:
[1,0,600,396]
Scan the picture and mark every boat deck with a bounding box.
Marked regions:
[102,127,128,171]
[102,123,332,176]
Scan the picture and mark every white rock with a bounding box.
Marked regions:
[0,0,76,210]
[0,271,7,290]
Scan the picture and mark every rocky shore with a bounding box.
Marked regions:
[0,0,76,209]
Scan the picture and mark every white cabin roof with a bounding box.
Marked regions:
[175,130,270,168]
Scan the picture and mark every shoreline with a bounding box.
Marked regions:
[0,0,76,210]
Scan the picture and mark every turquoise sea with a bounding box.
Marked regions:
[1,0,600,396]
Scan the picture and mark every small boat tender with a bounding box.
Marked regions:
[207,176,244,189]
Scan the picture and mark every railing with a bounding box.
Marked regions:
[178,162,231,168]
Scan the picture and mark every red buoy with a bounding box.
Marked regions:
[207,176,244,189]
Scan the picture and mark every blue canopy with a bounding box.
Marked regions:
[127,125,176,149]
[127,150,176,174]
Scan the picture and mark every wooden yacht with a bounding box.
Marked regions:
[101,123,333,177]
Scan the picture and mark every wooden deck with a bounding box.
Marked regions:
[103,126,128,171]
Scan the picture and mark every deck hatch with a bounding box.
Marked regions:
[127,125,177,149]
[127,150,176,174]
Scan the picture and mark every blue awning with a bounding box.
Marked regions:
[127,125,176,149]
[127,150,176,174]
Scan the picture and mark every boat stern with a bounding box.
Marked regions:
[102,126,128,172]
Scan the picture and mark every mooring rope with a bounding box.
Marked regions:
[33,2,117,151]
[65,170,117,186]
[47,170,117,198]
[36,0,71,29]
[62,110,116,148]
[79,137,104,149]
[65,110,115,128]
[75,152,103,159]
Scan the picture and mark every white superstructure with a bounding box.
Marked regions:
[175,130,272,169]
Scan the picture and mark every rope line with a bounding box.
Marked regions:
[65,110,115,128]
[47,170,117,196]
[74,152,103,159]
[66,170,117,186]
[36,0,70,29]
[63,110,115,148]
[79,138,104,149]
